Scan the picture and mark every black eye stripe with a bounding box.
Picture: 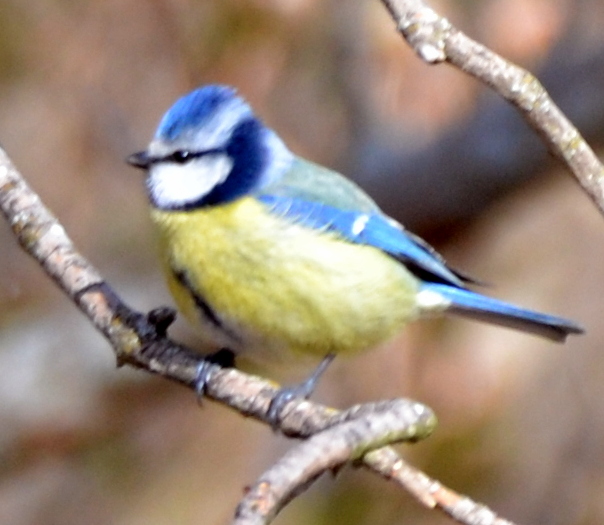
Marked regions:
[167,150,191,163]
[161,147,226,164]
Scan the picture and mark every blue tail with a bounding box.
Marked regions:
[422,283,584,342]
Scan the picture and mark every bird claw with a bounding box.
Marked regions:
[267,386,308,428]
[146,307,177,337]
[194,348,236,402]
[266,354,335,429]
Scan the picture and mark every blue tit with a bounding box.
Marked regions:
[127,84,583,380]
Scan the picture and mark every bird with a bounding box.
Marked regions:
[127,84,583,406]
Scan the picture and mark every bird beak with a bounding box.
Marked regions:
[127,151,152,170]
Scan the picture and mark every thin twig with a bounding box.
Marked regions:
[363,449,515,525]
[380,0,604,215]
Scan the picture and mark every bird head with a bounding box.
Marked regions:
[128,85,293,210]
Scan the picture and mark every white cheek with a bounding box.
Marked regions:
[147,156,233,208]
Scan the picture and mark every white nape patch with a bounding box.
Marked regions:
[351,214,369,236]
[148,154,233,208]
[416,288,452,313]
[260,130,294,185]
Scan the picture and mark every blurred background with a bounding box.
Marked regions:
[0,0,603,523]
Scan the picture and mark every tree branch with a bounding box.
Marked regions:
[234,400,434,525]
[380,0,604,216]
[0,148,512,525]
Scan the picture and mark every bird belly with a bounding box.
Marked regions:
[151,198,421,363]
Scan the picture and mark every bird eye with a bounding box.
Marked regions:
[168,150,191,164]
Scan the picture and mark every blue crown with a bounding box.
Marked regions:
[155,85,239,141]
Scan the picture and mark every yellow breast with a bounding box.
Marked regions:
[151,197,421,363]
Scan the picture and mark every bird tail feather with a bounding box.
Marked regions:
[421,284,584,343]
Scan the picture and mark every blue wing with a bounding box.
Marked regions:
[257,193,465,286]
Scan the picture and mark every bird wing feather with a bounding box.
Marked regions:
[257,193,465,287]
